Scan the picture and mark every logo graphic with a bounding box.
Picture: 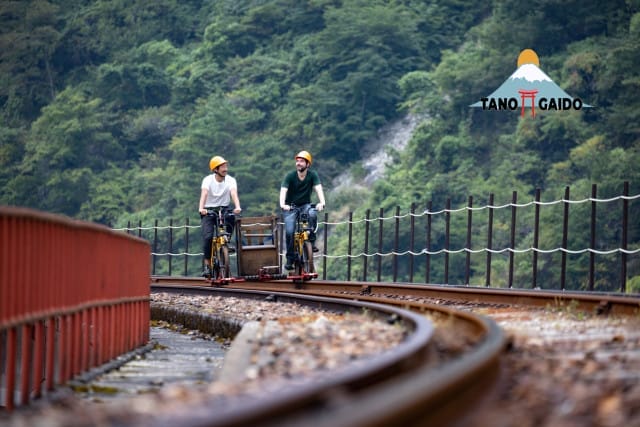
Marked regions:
[471,49,591,117]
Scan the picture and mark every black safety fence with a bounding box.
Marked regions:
[118,182,639,293]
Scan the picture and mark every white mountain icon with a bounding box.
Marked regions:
[471,60,591,109]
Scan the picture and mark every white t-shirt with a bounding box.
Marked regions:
[201,174,237,207]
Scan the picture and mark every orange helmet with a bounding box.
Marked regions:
[294,150,312,165]
[209,156,227,171]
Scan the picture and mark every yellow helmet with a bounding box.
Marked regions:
[294,150,312,165]
[209,156,227,171]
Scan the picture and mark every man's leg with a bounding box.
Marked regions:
[224,210,236,252]
[283,210,296,269]
[305,205,319,252]
[201,215,214,276]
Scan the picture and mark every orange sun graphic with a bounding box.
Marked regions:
[517,49,540,68]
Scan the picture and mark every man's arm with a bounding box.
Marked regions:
[230,187,242,214]
[198,188,208,215]
[314,184,326,211]
[279,187,290,210]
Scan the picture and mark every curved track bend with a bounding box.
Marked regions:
[151,278,506,427]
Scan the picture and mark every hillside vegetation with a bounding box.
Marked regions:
[1,0,638,289]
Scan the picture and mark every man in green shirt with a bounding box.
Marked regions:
[279,150,326,270]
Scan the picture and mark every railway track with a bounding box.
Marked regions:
[7,278,637,426]
[150,276,640,426]
[3,281,504,427]
[149,278,506,427]
[152,276,640,316]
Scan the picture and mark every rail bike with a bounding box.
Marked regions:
[226,211,317,284]
[203,207,242,286]
[285,204,318,283]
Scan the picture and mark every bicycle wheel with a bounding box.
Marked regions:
[211,245,220,280]
[300,241,315,274]
[207,239,216,279]
[217,245,230,279]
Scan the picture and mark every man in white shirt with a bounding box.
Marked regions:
[198,156,242,277]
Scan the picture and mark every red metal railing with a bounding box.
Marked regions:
[1,207,150,410]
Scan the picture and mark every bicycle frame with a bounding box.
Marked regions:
[206,207,232,284]
[289,204,317,281]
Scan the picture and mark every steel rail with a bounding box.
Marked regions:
[152,276,640,316]
[150,280,506,427]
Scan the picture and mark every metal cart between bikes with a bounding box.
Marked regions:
[234,214,317,283]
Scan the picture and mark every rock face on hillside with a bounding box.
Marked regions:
[332,113,425,194]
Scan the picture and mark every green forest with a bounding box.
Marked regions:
[1,0,639,290]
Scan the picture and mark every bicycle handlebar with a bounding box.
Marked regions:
[205,207,224,212]
[205,207,235,215]
[288,203,316,210]
[204,207,235,231]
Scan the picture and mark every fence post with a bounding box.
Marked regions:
[508,191,517,288]
[393,206,400,282]
[561,186,570,291]
[363,209,370,282]
[486,194,494,287]
[589,184,597,291]
[409,203,416,283]
[185,218,190,276]
[621,181,629,293]
[347,211,353,281]
[377,207,383,282]
[276,212,282,265]
[168,218,173,276]
[533,189,540,289]
[465,196,473,285]
[445,199,450,285]
[425,201,432,284]
[323,212,328,280]
[153,219,158,275]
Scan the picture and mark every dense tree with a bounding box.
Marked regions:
[5,87,120,214]
[308,0,424,158]
[0,1,62,123]
[0,0,637,287]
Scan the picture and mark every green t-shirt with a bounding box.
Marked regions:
[281,170,321,206]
